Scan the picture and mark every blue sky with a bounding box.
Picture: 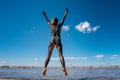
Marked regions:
[0,0,120,66]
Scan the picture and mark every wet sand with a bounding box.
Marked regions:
[0,68,120,80]
[0,77,120,80]
[0,79,16,80]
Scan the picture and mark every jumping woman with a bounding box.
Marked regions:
[42,8,68,76]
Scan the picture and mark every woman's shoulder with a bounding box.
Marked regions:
[58,23,62,27]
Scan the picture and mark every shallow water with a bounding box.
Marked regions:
[0,68,120,80]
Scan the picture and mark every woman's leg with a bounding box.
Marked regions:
[43,42,54,75]
[56,42,67,76]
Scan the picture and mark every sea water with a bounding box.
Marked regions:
[0,68,120,80]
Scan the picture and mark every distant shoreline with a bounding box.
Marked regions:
[0,65,120,69]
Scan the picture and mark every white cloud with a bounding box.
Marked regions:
[1,61,7,64]
[51,57,87,61]
[51,57,59,61]
[0,61,7,65]
[93,26,100,31]
[75,21,100,33]
[64,57,87,60]
[62,25,70,31]
[34,58,38,61]
[94,55,105,59]
[110,55,119,59]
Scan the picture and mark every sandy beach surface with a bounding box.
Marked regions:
[0,68,120,80]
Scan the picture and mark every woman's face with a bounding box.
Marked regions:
[51,18,58,25]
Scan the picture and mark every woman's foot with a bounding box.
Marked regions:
[62,68,67,76]
[42,68,47,76]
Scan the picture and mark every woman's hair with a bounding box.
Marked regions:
[51,17,58,25]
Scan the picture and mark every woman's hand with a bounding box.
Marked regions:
[42,11,46,16]
[66,8,69,13]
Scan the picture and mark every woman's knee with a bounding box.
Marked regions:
[56,43,62,50]
[48,42,54,52]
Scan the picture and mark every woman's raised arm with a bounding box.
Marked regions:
[60,8,69,26]
[42,11,51,26]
